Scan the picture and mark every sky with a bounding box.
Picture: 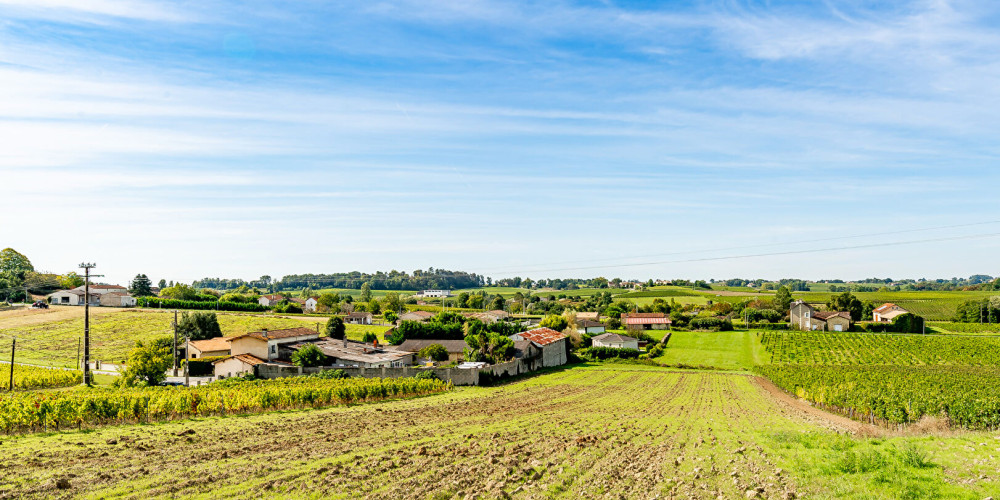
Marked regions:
[2,0,1000,286]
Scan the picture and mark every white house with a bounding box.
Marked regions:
[227,327,320,361]
[591,332,638,350]
[304,297,318,312]
[258,294,284,307]
[417,290,453,298]
[873,303,909,322]
[345,312,373,325]
[577,320,606,335]
[47,289,100,306]
[213,353,266,379]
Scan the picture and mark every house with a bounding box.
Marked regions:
[510,327,568,367]
[345,312,373,325]
[84,284,128,295]
[289,338,413,367]
[399,310,436,322]
[470,310,509,324]
[47,289,100,306]
[416,290,453,298]
[577,320,606,335]
[591,332,639,350]
[213,353,267,379]
[228,327,320,361]
[790,301,852,331]
[621,313,672,330]
[99,292,137,307]
[304,297,318,312]
[873,303,909,322]
[396,339,468,362]
[188,337,232,358]
[258,294,284,307]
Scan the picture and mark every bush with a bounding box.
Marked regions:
[274,301,303,314]
[312,369,348,379]
[361,332,378,343]
[292,344,327,367]
[177,311,222,341]
[689,317,733,331]
[748,322,790,330]
[414,370,440,380]
[418,343,450,362]
[325,316,346,339]
[540,315,568,331]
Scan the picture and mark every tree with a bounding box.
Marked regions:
[774,286,792,312]
[161,283,199,300]
[360,282,372,303]
[827,292,864,321]
[367,300,381,314]
[418,343,450,362]
[292,344,327,367]
[464,331,514,364]
[158,279,167,290]
[177,312,223,341]
[325,316,346,339]
[61,272,85,289]
[383,292,402,314]
[384,310,398,323]
[540,315,569,331]
[129,274,154,297]
[0,248,33,301]
[117,337,172,387]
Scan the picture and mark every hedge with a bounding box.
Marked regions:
[582,347,641,360]
[689,317,734,331]
[137,297,266,312]
[748,322,790,330]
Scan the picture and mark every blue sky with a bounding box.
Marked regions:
[3,0,999,285]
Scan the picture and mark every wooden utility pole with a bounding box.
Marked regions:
[79,262,102,386]
[8,338,15,392]
[172,310,179,376]
[184,335,191,387]
[76,337,81,370]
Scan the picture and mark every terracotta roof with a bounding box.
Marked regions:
[347,312,373,318]
[212,353,266,366]
[576,312,599,320]
[402,310,435,319]
[622,313,671,325]
[515,327,568,346]
[189,337,232,353]
[261,294,283,301]
[230,327,319,342]
[873,303,905,314]
[83,284,126,290]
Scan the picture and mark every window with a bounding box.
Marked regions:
[270,345,276,354]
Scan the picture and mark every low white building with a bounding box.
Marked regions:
[417,290,453,298]
[304,297,318,312]
[213,353,266,378]
[577,320,606,335]
[591,332,638,350]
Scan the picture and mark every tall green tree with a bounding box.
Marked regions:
[177,312,223,341]
[129,274,154,297]
[325,316,346,340]
[360,282,372,303]
[540,315,569,331]
[0,248,33,301]
[61,272,85,289]
[292,344,327,367]
[117,337,172,387]
[774,286,792,312]
[157,279,167,289]
[827,292,864,321]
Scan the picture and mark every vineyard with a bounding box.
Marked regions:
[0,376,449,434]
[928,321,1000,334]
[0,366,994,499]
[0,365,81,390]
[759,364,1000,429]
[759,331,1000,366]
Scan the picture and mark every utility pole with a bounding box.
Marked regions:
[184,335,190,387]
[79,262,102,386]
[8,338,15,392]
[76,337,81,370]
[172,310,179,376]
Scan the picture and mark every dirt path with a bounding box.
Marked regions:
[753,375,885,436]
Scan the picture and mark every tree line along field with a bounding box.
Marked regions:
[0,307,390,368]
[3,366,996,499]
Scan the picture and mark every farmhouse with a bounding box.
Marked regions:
[396,339,468,362]
[99,292,136,307]
[510,327,568,368]
[304,297,318,312]
[577,319,606,335]
[621,313,672,330]
[47,289,100,306]
[345,311,373,325]
[416,290,453,298]
[228,327,320,361]
[212,353,267,378]
[790,301,852,331]
[591,332,638,350]
[290,338,413,367]
[399,310,436,322]
[188,337,232,358]
[873,303,909,322]
[258,294,284,307]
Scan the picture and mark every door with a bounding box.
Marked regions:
[834,324,843,332]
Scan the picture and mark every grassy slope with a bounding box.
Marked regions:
[652,330,758,370]
[0,308,391,368]
[0,366,994,499]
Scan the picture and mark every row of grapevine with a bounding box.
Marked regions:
[758,364,1000,429]
[759,331,1000,367]
[0,365,82,391]
[0,376,449,434]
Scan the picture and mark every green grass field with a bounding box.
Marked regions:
[652,330,762,370]
[1,365,996,499]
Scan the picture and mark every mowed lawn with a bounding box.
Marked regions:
[653,330,762,371]
[1,365,995,499]
[0,307,390,368]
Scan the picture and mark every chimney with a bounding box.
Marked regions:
[343,335,348,347]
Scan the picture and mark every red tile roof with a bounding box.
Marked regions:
[212,353,266,366]
[189,337,233,353]
[873,303,903,314]
[516,327,567,346]
[621,313,671,325]
[813,311,851,321]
